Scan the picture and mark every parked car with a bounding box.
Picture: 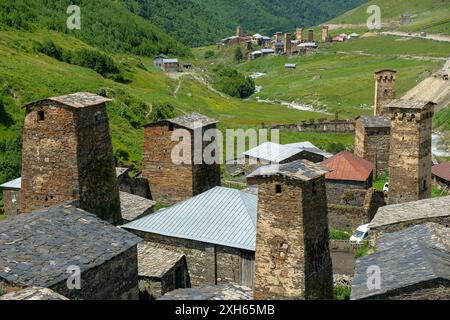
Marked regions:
[350,224,370,244]
[420,31,427,37]
[383,183,389,193]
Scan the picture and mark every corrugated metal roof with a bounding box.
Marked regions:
[122,187,258,251]
[163,59,179,64]
[0,177,21,190]
[244,142,301,163]
[247,160,331,181]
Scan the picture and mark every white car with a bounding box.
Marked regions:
[350,224,370,244]
[383,183,389,193]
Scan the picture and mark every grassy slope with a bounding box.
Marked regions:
[329,0,450,35]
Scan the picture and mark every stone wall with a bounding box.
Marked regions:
[118,174,151,199]
[130,231,243,287]
[354,121,390,177]
[20,101,121,224]
[389,107,433,204]
[51,246,139,300]
[271,119,355,133]
[2,190,20,217]
[364,279,450,300]
[253,176,333,300]
[326,180,370,205]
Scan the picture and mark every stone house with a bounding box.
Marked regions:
[374,69,396,116]
[122,186,257,288]
[432,162,450,189]
[0,203,142,300]
[137,243,189,300]
[369,196,450,244]
[351,223,450,300]
[20,92,121,225]
[354,116,391,177]
[120,192,156,224]
[0,177,21,217]
[321,151,374,204]
[116,167,151,199]
[154,57,179,73]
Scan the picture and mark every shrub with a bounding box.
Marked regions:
[215,67,255,98]
[149,103,176,123]
[330,228,352,240]
[204,50,215,59]
[234,46,244,63]
[334,285,351,300]
[70,49,120,77]
[35,39,63,61]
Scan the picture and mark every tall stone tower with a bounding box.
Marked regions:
[20,93,121,224]
[236,26,244,37]
[284,33,292,55]
[251,160,334,300]
[374,69,397,116]
[322,25,329,42]
[296,28,304,42]
[388,100,434,204]
[275,32,282,43]
[142,113,221,205]
[308,29,314,42]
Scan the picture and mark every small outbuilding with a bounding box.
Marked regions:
[432,162,450,189]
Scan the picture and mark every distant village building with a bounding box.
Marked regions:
[321,151,374,204]
[401,13,413,25]
[141,113,221,205]
[284,33,292,55]
[123,187,257,288]
[116,167,151,199]
[137,243,189,300]
[388,100,434,204]
[154,57,179,73]
[369,196,450,243]
[251,160,334,300]
[432,162,450,189]
[120,191,156,224]
[374,69,397,116]
[0,204,141,300]
[220,26,252,46]
[322,25,330,42]
[285,63,296,69]
[354,116,391,177]
[296,28,304,42]
[352,223,450,300]
[20,93,121,224]
[308,29,314,42]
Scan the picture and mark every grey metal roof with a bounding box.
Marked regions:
[261,48,275,53]
[351,223,450,300]
[0,177,21,190]
[369,196,450,229]
[122,187,257,251]
[247,160,331,181]
[24,92,111,109]
[358,116,391,128]
[388,99,434,110]
[0,204,142,288]
[243,142,302,163]
[162,59,179,64]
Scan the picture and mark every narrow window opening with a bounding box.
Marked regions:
[169,123,174,131]
[38,111,45,121]
[275,184,282,194]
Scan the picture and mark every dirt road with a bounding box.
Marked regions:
[381,31,450,43]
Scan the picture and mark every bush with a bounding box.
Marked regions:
[70,49,120,77]
[330,228,352,240]
[204,50,215,59]
[334,285,351,300]
[214,67,255,98]
[35,39,63,61]
[234,46,244,63]
[149,103,176,123]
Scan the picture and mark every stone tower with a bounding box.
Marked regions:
[20,93,121,224]
[251,160,334,300]
[275,32,282,43]
[374,69,397,116]
[296,28,303,42]
[236,26,244,37]
[388,100,434,204]
[322,25,329,42]
[142,113,221,205]
[284,33,292,55]
[308,29,314,42]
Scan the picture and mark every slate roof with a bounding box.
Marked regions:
[0,177,21,190]
[144,113,218,130]
[432,162,450,182]
[24,92,111,109]
[358,116,391,128]
[246,159,331,181]
[137,243,185,278]
[369,196,450,229]
[0,204,141,288]
[0,287,68,300]
[388,99,434,110]
[122,187,257,251]
[159,283,253,300]
[120,192,156,222]
[321,151,374,182]
[351,223,450,300]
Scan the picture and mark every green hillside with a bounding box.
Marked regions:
[0,0,188,56]
[330,0,450,35]
[123,0,367,46]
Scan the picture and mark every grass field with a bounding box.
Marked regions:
[0,215,6,222]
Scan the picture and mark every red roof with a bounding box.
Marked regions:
[321,151,374,182]
[432,162,450,182]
